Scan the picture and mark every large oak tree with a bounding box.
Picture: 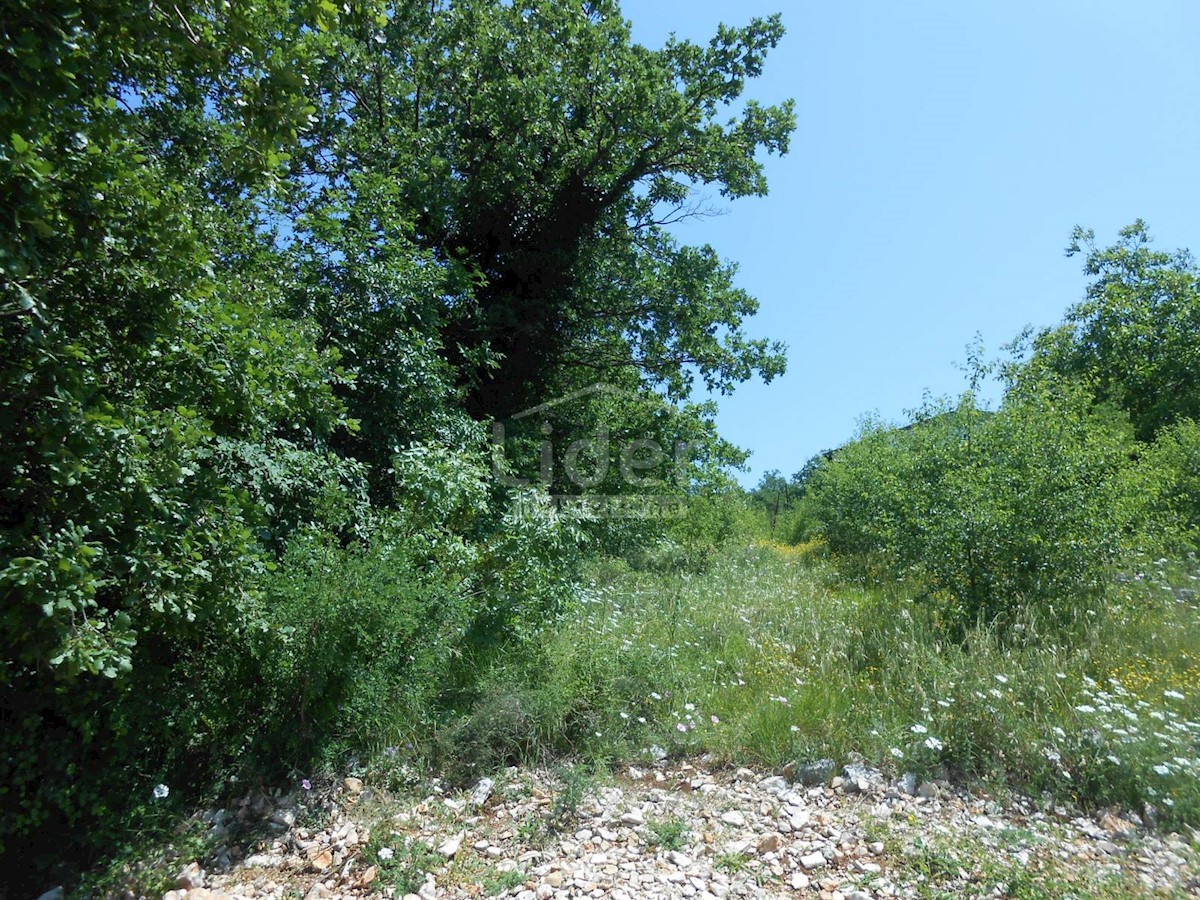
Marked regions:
[291,0,794,419]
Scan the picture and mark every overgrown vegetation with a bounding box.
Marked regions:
[1,1,791,892]
[2,1,1199,895]
[461,545,1200,828]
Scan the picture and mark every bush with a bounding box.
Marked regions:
[806,379,1144,632]
[1138,418,1200,553]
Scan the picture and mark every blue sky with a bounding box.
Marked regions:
[621,0,1200,485]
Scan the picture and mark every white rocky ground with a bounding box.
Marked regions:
[158,759,1198,900]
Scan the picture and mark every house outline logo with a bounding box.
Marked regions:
[508,382,669,422]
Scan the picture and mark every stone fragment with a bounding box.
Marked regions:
[244,853,285,868]
[756,833,781,854]
[471,777,496,807]
[439,832,465,858]
[758,775,789,795]
[842,763,884,794]
[177,861,205,890]
[797,759,836,786]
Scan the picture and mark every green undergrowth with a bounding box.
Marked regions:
[877,818,1198,899]
[451,544,1200,828]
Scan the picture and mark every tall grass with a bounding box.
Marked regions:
[458,544,1200,828]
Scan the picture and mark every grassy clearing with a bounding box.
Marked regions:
[462,543,1200,828]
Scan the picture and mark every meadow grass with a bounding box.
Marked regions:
[468,543,1200,828]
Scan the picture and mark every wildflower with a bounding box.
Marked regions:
[676,723,687,733]
[302,779,312,791]
[890,748,904,759]
[924,737,944,752]
[789,725,800,733]
[1106,755,1121,765]
[994,674,1009,684]
[1165,690,1185,700]
[711,715,720,725]
[910,724,928,734]
[684,703,695,711]
[619,712,629,720]
[378,848,395,861]
[1044,749,1061,763]
[650,692,663,701]
[152,784,169,801]
[1074,705,1097,714]
[1153,764,1171,776]
[937,699,952,708]
[637,717,646,724]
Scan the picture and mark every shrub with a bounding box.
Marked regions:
[1137,418,1200,553]
[806,379,1144,631]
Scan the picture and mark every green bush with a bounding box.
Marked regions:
[1137,418,1200,553]
[230,527,469,767]
[806,378,1144,631]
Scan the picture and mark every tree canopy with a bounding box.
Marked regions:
[286,0,793,418]
[0,1,793,883]
[1029,220,1200,442]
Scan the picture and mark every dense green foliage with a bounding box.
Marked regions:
[1030,221,1200,442]
[4,1,1199,893]
[786,227,1200,633]
[0,1,791,890]
[805,381,1143,631]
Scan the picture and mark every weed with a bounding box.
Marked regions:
[481,867,526,895]
[647,815,689,851]
[549,764,595,830]
[365,835,442,896]
[713,850,750,875]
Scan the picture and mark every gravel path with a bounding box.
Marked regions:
[160,760,1199,900]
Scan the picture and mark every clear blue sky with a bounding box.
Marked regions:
[621,0,1200,486]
